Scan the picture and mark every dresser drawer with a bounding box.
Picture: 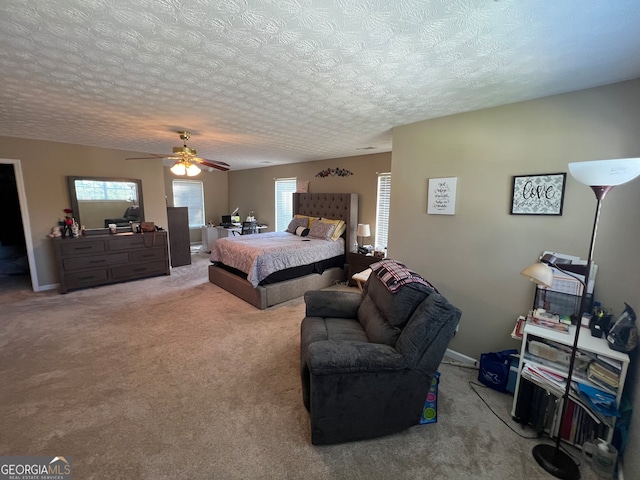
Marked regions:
[109,234,165,250]
[60,240,105,256]
[129,248,167,262]
[63,252,129,271]
[65,268,109,286]
[111,260,167,280]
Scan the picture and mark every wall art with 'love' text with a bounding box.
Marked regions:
[510,172,566,215]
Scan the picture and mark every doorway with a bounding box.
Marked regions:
[0,159,38,292]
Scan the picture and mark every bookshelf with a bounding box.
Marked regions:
[511,323,629,446]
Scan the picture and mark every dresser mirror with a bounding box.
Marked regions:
[67,176,144,233]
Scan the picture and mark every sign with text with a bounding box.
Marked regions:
[510,172,566,215]
[428,177,457,215]
[1,456,72,480]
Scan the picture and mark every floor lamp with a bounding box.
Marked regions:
[520,157,640,480]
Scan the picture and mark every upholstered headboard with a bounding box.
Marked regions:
[293,193,358,254]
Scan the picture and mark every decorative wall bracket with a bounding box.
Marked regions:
[315,167,353,178]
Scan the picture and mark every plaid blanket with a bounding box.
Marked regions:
[370,259,438,294]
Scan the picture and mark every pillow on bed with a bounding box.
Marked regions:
[320,218,346,241]
[286,217,308,233]
[295,214,319,228]
[295,226,310,237]
[307,221,336,240]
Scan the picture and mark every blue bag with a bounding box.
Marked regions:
[478,349,519,393]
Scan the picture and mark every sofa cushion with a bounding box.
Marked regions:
[301,316,368,348]
[357,295,401,346]
[396,294,462,372]
[363,271,433,329]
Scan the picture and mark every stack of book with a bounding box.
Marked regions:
[587,355,622,391]
[515,372,611,446]
[527,308,571,333]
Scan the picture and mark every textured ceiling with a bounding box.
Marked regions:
[1,0,639,171]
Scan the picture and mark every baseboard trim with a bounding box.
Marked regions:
[35,283,58,292]
[445,348,478,367]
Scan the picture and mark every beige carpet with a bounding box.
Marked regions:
[0,252,600,479]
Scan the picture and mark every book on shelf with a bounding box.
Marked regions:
[528,315,569,333]
[517,377,610,446]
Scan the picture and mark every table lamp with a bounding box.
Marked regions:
[357,223,371,248]
[520,157,640,480]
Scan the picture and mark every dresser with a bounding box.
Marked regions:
[53,232,170,293]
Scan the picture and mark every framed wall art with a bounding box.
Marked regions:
[510,172,566,215]
[427,177,457,215]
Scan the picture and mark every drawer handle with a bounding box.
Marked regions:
[76,246,93,250]
[133,267,147,272]
[141,254,155,258]
[89,259,106,264]
[78,276,96,281]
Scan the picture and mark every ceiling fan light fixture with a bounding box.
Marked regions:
[173,146,197,156]
[170,162,187,176]
[186,163,201,176]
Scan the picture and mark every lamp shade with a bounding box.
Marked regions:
[170,162,186,176]
[186,163,201,176]
[568,158,640,186]
[357,224,371,237]
[520,262,554,288]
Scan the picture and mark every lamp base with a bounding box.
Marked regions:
[532,444,580,480]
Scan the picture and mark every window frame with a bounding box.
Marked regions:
[375,172,391,250]
[172,179,205,228]
[274,177,297,232]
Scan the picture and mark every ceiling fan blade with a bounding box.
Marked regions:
[194,157,230,167]
[125,153,170,160]
[198,159,230,172]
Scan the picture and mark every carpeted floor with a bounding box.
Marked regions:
[0,252,600,479]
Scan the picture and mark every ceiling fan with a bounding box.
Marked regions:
[126,131,230,175]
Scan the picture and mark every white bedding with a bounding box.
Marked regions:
[210,232,345,287]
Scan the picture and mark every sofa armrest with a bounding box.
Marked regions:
[307,341,407,375]
[304,290,362,318]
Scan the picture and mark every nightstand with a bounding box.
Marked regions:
[347,252,380,287]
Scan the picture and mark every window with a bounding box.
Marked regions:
[172,180,205,228]
[74,180,138,202]
[275,178,297,232]
[375,173,391,249]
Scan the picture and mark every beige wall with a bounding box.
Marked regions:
[227,152,391,238]
[391,78,640,359]
[391,78,640,471]
[0,137,169,288]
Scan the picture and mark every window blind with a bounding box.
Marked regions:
[172,180,204,228]
[275,178,297,232]
[375,173,391,249]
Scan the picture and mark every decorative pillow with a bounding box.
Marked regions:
[295,214,319,229]
[307,221,336,240]
[286,216,308,233]
[319,218,346,241]
[295,226,310,237]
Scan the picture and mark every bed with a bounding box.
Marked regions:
[208,193,358,309]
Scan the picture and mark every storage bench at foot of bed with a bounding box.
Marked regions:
[208,264,345,309]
